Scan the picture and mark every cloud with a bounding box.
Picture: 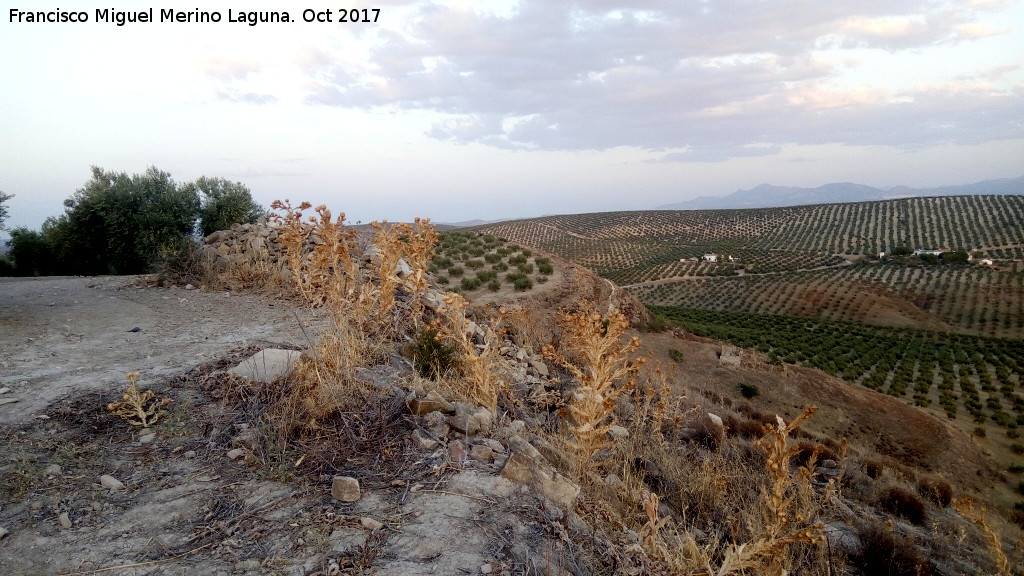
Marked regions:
[299,0,1024,159]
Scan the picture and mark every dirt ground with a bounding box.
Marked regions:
[0,277,565,576]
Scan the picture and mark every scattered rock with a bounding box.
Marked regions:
[706,413,724,428]
[470,444,495,461]
[58,512,72,529]
[184,450,197,459]
[332,476,361,502]
[228,348,302,384]
[0,527,8,539]
[449,439,469,464]
[480,563,493,574]
[604,474,624,488]
[447,403,494,436]
[825,522,862,556]
[530,359,549,377]
[422,411,450,438]
[138,432,156,444]
[185,283,195,290]
[99,475,125,491]
[43,464,62,477]
[360,517,383,531]
[0,387,10,394]
[226,448,247,460]
[411,429,439,450]
[407,390,455,416]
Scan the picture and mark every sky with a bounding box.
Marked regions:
[1,0,1023,232]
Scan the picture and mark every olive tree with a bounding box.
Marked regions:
[185,176,265,236]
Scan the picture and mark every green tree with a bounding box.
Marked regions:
[186,176,265,236]
[6,227,54,276]
[46,166,200,275]
[0,191,12,230]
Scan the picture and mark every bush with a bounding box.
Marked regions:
[487,279,501,292]
[917,477,953,507]
[436,276,449,285]
[864,459,884,479]
[484,253,502,264]
[537,261,554,275]
[536,275,548,284]
[517,263,534,274]
[521,249,532,257]
[1011,443,1024,455]
[876,486,927,525]
[492,261,508,272]
[853,522,933,576]
[460,277,481,290]
[475,269,497,282]
[465,259,484,269]
[668,348,684,363]
[448,266,464,277]
[412,329,456,380]
[738,383,759,399]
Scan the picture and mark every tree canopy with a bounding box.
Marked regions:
[0,191,12,230]
[4,166,264,276]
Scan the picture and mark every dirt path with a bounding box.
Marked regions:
[0,276,323,427]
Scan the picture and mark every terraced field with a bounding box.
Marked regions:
[474,195,1024,338]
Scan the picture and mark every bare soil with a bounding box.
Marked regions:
[0,277,563,576]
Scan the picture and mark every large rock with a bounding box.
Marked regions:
[500,435,580,510]
[228,349,302,383]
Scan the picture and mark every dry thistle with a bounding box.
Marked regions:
[105,372,172,428]
[543,309,645,476]
[713,406,825,576]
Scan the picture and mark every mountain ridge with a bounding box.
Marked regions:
[658,175,1024,210]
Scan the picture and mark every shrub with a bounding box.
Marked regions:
[517,263,534,274]
[668,348,684,363]
[876,486,927,525]
[475,269,496,282]
[460,277,482,291]
[466,259,484,269]
[1009,464,1024,473]
[487,279,501,292]
[973,426,987,437]
[536,275,548,284]
[412,329,456,380]
[448,266,464,277]
[484,253,502,263]
[492,261,508,272]
[513,276,533,291]
[521,249,532,257]
[537,261,554,275]
[853,522,934,576]
[1011,443,1024,455]
[917,477,953,507]
[436,276,449,285]
[738,383,759,399]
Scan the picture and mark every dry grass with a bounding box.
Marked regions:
[543,309,645,477]
[955,499,1013,576]
[431,292,506,412]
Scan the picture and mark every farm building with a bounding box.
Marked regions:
[703,253,718,262]
[913,248,945,256]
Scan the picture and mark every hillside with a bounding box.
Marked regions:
[659,175,1024,210]
[470,196,1024,505]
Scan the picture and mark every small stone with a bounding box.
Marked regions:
[407,390,455,416]
[360,517,383,531]
[606,425,630,440]
[471,444,495,461]
[530,360,549,378]
[449,439,469,464]
[99,475,125,491]
[423,411,450,438]
[0,387,10,395]
[226,448,247,460]
[332,476,360,502]
[43,464,62,477]
[58,512,72,529]
[138,433,156,444]
[0,527,8,539]
[604,474,624,488]
[184,451,197,458]
[411,429,439,450]
[480,563,493,574]
[821,459,838,469]
[185,283,195,290]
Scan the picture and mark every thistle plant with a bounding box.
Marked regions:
[106,372,172,428]
[543,309,645,476]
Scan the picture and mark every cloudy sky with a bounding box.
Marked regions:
[1,0,1022,231]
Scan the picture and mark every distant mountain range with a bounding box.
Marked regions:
[657,175,1024,211]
